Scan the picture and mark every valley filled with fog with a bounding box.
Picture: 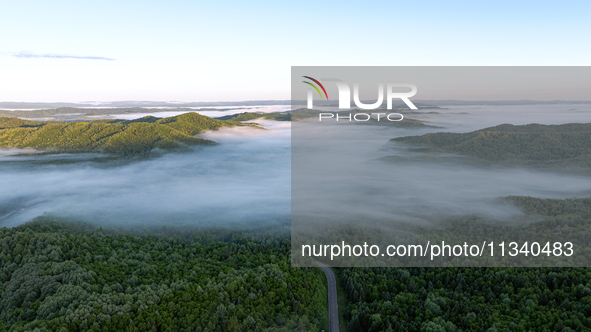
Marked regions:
[0,118,290,228]
[293,104,591,228]
[1,103,590,231]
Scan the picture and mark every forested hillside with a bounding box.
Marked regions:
[0,113,246,156]
[339,195,591,331]
[341,266,591,331]
[2,200,591,331]
[391,123,591,171]
[0,220,328,332]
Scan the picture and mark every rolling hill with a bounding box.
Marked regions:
[0,113,247,156]
[391,123,591,170]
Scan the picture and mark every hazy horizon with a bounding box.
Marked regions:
[2,99,591,110]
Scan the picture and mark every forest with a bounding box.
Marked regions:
[341,266,591,331]
[336,196,591,330]
[0,220,328,332]
[0,113,249,156]
[2,196,591,331]
[391,123,591,172]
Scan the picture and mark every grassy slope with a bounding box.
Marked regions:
[0,113,245,156]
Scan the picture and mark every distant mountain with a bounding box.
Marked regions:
[0,112,250,156]
[218,109,434,128]
[3,100,590,111]
[0,107,246,119]
[391,123,591,171]
[217,111,306,121]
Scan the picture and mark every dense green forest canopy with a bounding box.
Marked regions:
[328,197,591,330]
[2,195,591,331]
[341,266,591,331]
[0,220,328,332]
[332,198,591,331]
[391,123,591,171]
[0,113,249,156]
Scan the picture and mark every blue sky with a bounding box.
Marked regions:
[1,0,589,102]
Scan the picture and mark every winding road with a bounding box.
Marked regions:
[318,262,339,331]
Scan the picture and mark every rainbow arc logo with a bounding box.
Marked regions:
[302,76,328,100]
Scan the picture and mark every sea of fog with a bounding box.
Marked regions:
[292,104,591,228]
[0,120,290,229]
[90,105,290,120]
[1,104,590,230]
[1,105,290,122]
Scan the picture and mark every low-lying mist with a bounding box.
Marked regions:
[2,104,590,233]
[292,104,591,230]
[0,120,290,229]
